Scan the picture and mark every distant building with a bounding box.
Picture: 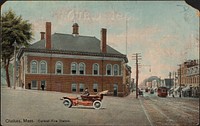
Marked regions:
[17,22,130,97]
[146,82,152,89]
[177,59,199,97]
[163,78,174,90]
[130,78,135,92]
[152,80,158,90]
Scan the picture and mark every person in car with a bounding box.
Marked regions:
[82,88,90,96]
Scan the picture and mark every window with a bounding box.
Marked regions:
[71,63,77,74]
[79,63,85,75]
[40,61,47,74]
[162,89,166,93]
[31,61,37,73]
[187,69,189,75]
[93,83,98,92]
[56,61,63,74]
[191,68,194,74]
[195,67,198,73]
[71,83,77,92]
[31,80,37,89]
[93,63,99,75]
[79,83,84,92]
[106,64,112,75]
[113,64,119,75]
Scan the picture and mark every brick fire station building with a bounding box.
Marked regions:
[17,22,131,96]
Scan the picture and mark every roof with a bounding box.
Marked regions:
[29,33,123,55]
[18,33,128,62]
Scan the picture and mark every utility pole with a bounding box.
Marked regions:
[173,72,175,88]
[174,72,177,88]
[169,72,171,89]
[178,64,182,98]
[132,53,141,99]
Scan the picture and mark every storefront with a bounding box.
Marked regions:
[191,86,200,97]
[182,85,191,97]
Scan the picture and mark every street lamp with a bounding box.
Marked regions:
[12,40,18,89]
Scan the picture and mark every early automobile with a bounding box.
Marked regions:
[138,89,143,96]
[60,90,108,109]
[150,89,154,94]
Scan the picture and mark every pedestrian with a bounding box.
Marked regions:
[41,83,45,91]
[172,92,175,98]
[28,83,31,89]
[22,82,24,88]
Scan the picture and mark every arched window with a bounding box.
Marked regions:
[31,61,37,73]
[79,63,85,75]
[93,63,99,75]
[71,62,77,74]
[106,64,112,75]
[113,64,119,75]
[40,61,47,74]
[56,61,63,74]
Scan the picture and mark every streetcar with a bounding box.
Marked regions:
[157,87,168,97]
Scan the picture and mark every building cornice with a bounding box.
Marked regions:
[17,48,128,63]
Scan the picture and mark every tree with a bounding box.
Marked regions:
[1,9,33,87]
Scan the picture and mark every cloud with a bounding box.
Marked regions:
[106,25,198,82]
[23,3,198,83]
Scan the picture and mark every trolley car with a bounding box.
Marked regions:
[157,87,168,97]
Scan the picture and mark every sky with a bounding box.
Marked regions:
[2,1,199,84]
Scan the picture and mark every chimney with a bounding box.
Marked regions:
[46,22,51,49]
[72,23,79,36]
[40,32,45,40]
[101,28,107,53]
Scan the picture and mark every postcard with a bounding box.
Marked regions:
[1,1,199,126]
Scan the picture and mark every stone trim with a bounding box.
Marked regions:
[17,48,128,63]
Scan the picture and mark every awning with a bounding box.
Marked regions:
[174,86,180,92]
[182,85,190,92]
[170,87,174,91]
[153,87,157,90]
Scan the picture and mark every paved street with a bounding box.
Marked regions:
[140,91,199,126]
[1,87,199,126]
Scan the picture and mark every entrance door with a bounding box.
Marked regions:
[41,80,46,90]
[113,84,118,96]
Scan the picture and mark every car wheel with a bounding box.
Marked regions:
[93,100,102,109]
[63,98,72,108]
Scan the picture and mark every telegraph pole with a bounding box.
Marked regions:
[174,72,177,88]
[169,72,171,89]
[178,64,182,98]
[132,53,141,99]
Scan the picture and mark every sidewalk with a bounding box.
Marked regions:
[167,93,199,100]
